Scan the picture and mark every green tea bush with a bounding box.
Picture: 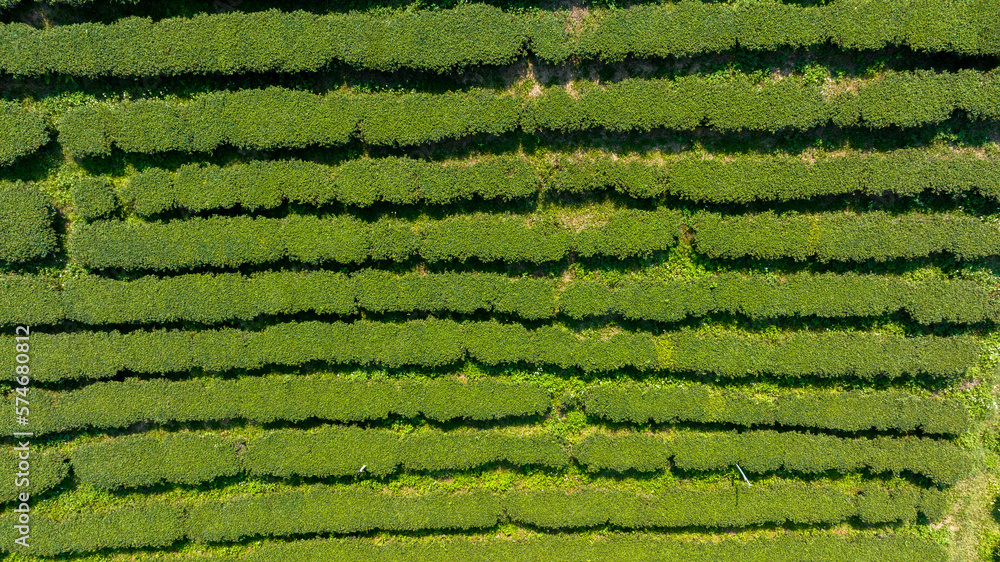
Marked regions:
[0,485,948,554]
[56,72,1000,157]
[2,320,975,382]
[503,483,941,528]
[693,211,1000,262]
[71,433,241,489]
[98,150,1000,218]
[575,430,970,484]
[583,384,970,435]
[0,182,57,263]
[0,377,551,435]
[2,270,992,326]
[67,210,683,271]
[0,6,526,76]
[0,102,48,166]
[245,427,568,478]
[6,1,999,77]
[70,176,116,221]
[186,487,502,542]
[239,534,947,562]
[0,502,184,556]
[0,449,68,502]
[117,156,539,216]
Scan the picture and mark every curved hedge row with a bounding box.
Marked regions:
[8,270,993,327]
[0,501,184,556]
[4,1,999,78]
[66,426,964,491]
[234,534,950,562]
[102,150,1000,218]
[583,384,969,435]
[576,430,968,485]
[0,376,551,436]
[57,71,1000,157]
[0,182,58,263]
[67,210,683,271]
[0,102,48,166]
[1,320,977,382]
[693,211,1000,262]
[0,449,68,503]
[0,483,948,555]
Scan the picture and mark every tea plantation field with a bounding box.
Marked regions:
[1,0,1000,560]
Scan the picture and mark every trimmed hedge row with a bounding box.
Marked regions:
[66,426,964,491]
[522,70,1000,134]
[57,71,1000,157]
[0,276,62,324]
[661,329,975,379]
[0,102,48,166]
[67,210,683,271]
[104,150,1000,218]
[0,377,551,436]
[551,149,1000,203]
[0,449,68,503]
[0,6,525,76]
[57,86,520,157]
[0,502,184,556]
[187,487,502,542]
[118,156,539,217]
[237,534,949,562]
[70,427,568,489]
[0,484,947,555]
[531,0,1000,61]
[2,270,994,326]
[71,433,242,490]
[505,484,946,528]
[576,430,969,485]
[693,211,1000,262]
[66,208,1000,271]
[558,272,998,325]
[2,378,963,438]
[583,384,969,435]
[0,320,977,382]
[4,1,999,78]
[0,182,57,263]
[68,270,556,323]
[249,427,568,478]
[17,6,527,76]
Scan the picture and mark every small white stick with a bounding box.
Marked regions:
[358,464,366,473]
[735,464,751,487]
